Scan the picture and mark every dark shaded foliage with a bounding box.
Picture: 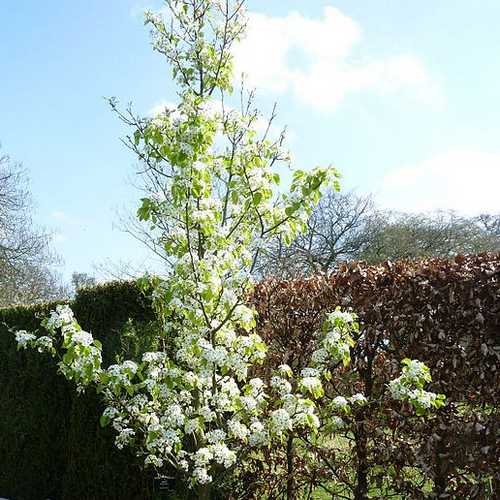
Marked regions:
[0,281,156,500]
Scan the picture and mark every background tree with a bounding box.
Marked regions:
[358,209,500,264]
[256,188,500,277]
[255,190,376,277]
[474,212,500,238]
[71,272,96,293]
[0,150,68,306]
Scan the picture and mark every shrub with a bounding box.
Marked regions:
[0,281,155,500]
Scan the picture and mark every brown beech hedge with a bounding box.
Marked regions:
[251,253,500,498]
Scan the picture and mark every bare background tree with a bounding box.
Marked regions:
[0,149,68,306]
[254,190,376,277]
[71,272,97,293]
[255,189,500,278]
[475,213,500,238]
[358,210,500,264]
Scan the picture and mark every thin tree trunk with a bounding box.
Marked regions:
[353,425,368,500]
[354,354,373,500]
[198,483,211,500]
[286,434,296,500]
[433,440,448,498]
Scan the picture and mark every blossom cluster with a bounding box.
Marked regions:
[15,305,325,487]
[310,308,358,371]
[16,304,101,391]
[389,358,446,415]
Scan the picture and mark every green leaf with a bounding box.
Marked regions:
[133,130,141,146]
[137,198,152,221]
[63,349,75,365]
[252,192,262,206]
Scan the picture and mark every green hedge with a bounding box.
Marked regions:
[0,281,156,500]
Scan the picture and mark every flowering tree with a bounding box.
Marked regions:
[14,1,444,498]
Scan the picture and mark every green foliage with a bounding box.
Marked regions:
[0,281,155,500]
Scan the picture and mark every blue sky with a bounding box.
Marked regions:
[1,0,500,281]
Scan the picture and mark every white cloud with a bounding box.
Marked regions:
[233,7,441,111]
[52,210,69,221]
[54,232,67,243]
[379,150,500,214]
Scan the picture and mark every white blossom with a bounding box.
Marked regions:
[71,331,94,346]
[212,443,236,467]
[270,409,292,435]
[350,393,367,404]
[332,396,349,409]
[15,330,36,348]
[193,467,212,485]
[205,429,226,444]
